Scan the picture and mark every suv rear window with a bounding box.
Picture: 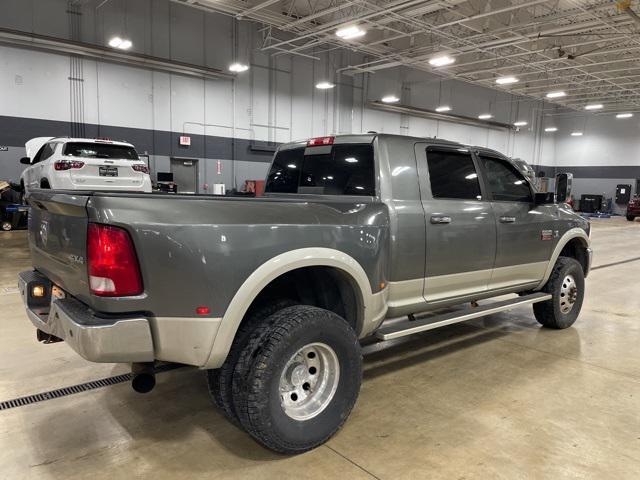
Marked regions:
[265,144,375,196]
[63,142,139,160]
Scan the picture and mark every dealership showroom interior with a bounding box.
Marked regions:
[2,0,640,478]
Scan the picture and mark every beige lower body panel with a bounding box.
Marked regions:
[148,316,222,366]
[488,262,548,291]
[387,262,547,318]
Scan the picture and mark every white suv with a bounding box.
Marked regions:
[20,137,152,193]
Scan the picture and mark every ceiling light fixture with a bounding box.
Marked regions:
[435,105,451,112]
[108,36,132,50]
[381,95,400,103]
[546,91,566,98]
[514,121,528,127]
[570,131,583,136]
[585,104,603,110]
[478,113,493,120]
[544,127,558,132]
[336,25,366,40]
[616,113,633,119]
[228,62,249,73]
[429,55,455,67]
[495,76,519,85]
[316,81,335,90]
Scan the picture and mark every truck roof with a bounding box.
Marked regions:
[279,133,507,159]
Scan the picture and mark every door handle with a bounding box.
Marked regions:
[430,215,451,224]
[500,216,516,223]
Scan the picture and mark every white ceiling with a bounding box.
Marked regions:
[175,0,640,113]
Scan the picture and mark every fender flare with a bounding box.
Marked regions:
[535,228,590,290]
[202,247,382,369]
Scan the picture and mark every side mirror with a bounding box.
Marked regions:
[20,157,31,165]
[555,172,573,203]
[534,192,555,205]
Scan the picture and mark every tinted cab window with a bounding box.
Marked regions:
[265,144,375,196]
[426,148,482,200]
[479,156,532,202]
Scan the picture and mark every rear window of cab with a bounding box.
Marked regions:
[265,144,375,196]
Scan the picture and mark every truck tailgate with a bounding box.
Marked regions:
[27,191,92,302]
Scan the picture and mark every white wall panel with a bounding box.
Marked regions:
[96,62,154,130]
[555,115,640,167]
[0,48,70,122]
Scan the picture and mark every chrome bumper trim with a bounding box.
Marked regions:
[18,272,154,363]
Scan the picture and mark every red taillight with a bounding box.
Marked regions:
[54,161,84,171]
[307,136,335,147]
[87,224,143,297]
[132,164,149,174]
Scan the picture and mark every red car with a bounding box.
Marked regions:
[627,196,640,221]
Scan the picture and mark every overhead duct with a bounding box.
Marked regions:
[368,101,515,131]
[0,27,233,81]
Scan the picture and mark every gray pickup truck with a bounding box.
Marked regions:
[19,133,591,454]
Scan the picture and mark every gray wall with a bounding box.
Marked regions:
[554,114,640,214]
[0,0,557,193]
[2,0,635,204]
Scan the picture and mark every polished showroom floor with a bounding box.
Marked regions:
[1,218,639,479]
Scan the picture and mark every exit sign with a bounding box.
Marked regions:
[179,136,191,146]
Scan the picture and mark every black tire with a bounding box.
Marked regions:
[533,256,585,329]
[207,299,296,426]
[627,214,636,222]
[232,305,362,454]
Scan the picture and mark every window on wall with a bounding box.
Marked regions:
[479,155,533,202]
[425,148,482,200]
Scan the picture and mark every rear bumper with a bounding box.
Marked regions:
[18,271,154,363]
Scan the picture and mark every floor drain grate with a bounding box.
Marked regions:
[0,363,183,411]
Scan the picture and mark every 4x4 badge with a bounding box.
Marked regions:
[541,229,553,241]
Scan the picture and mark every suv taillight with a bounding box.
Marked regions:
[54,161,84,170]
[132,164,149,174]
[87,224,143,297]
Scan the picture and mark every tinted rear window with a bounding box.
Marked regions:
[63,142,139,160]
[265,144,375,196]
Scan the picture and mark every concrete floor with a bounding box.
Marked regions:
[1,218,639,479]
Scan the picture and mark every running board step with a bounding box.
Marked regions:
[375,292,552,341]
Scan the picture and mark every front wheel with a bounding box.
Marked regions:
[533,257,585,329]
[232,305,362,454]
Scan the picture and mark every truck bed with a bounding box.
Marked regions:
[26,189,389,319]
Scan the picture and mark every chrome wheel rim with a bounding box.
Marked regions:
[559,274,578,314]
[279,342,340,421]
